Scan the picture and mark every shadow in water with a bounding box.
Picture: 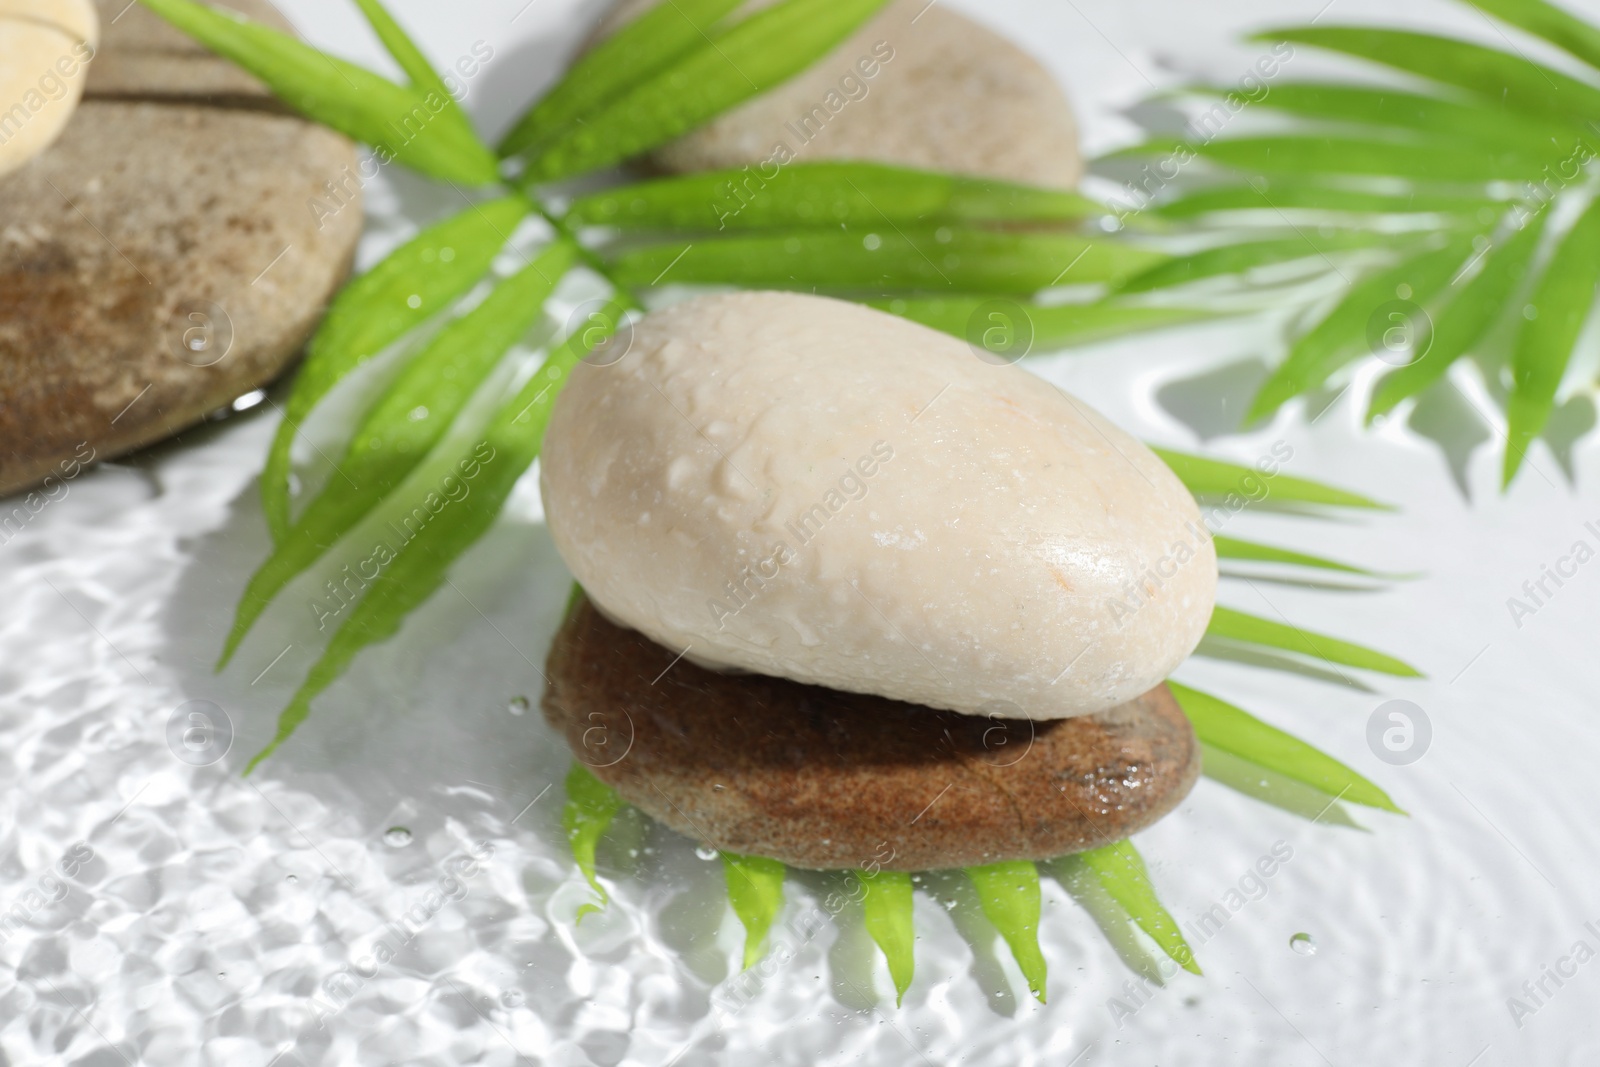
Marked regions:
[1156,358,1272,442]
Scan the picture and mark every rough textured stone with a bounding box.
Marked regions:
[0,0,361,497]
[542,595,1201,871]
[591,0,1083,189]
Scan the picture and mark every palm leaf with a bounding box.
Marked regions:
[1213,535,1402,578]
[608,229,1162,293]
[1073,841,1200,975]
[1206,606,1422,677]
[1464,0,1600,71]
[139,0,497,184]
[1152,179,1500,220]
[872,296,1220,350]
[222,240,577,666]
[520,0,895,183]
[245,300,631,771]
[1117,231,1403,294]
[965,861,1047,1003]
[1504,197,1600,486]
[1368,210,1547,421]
[1118,133,1555,182]
[566,161,1098,231]
[1171,683,1403,813]
[1248,235,1477,420]
[859,869,916,1005]
[722,852,787,969]
[1152,447,1391,509]
[564,764,625,920]
[349,0,475,142]
[1254,26,1600,124]
[499,0,745,158]
[260,197,531,543]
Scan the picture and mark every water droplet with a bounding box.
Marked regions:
[217,972,226,979]
[285,874,298,885]
[1290,932,1317,956]
[406,294,423,309]
[694,846,718,861]
[384,827,413,848]
[862,233,883,251]
[508,696,529,716]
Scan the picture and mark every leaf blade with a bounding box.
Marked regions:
[858,869,916,1005]
[965,861,1047,1003]
[244,300,632,771]
[223,240,576,665]
[260,196,531,542]
[140,0,497,184]
[1151,447,1390,509]
[1170,682,1404,814]
[1206,605,1423,677]
[722,852,787,970]
[1504,196,1600,486]
[1213,535,1398,578]
[350,0,472,137]
[1076,841,1200,975]
[564,764,625,920]
[871,296,1221,351]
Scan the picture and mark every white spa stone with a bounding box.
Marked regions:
[0,0,98,178]
[540,292,1216,719]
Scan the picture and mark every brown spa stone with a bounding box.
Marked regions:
[0,0,362,497]
[541,595,1201,871]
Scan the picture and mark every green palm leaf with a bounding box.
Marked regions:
[1213,535,1403,578]
[1464,0,1600,70]
[1171,682,1403,814]
[1073,841,1200,975]
[872,296,1220,350]
[1206,605,1422,677]
[1255,26,1600,123]
[564,764,625,921]
[1248,235,1477,420]
[1152,179,1500,220]
[499,0,744,158]
[965,861,1047,1003]
[1117,231,1402,294]
[245,300,631,771]
[859,869,916,1005]
[349,0,476,143]
[222,240,577,666]
[608,230,1162,293]
[520,0,894,183]
[722,852,787,969]
[140,0,497,184]
[261,197,532,543]
[1118,133,1554,182]
[1369,211,1547,421]
[1504,197,1600,486]
[1152,447,1390,509]
[567,161,1098,231]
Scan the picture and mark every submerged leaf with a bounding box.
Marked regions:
[1504,197,1600,486]
[872,295,1219,351]
[1248,235,1477,420]
[1151,447,1390,509]
[1074,841,1200,975]
[567,162,1098,231]
[965,861,1047,1002]
[1368,211,1547,421]
[1171,683,1403,814]
[260,196,531,543]
[222,240,577,666]
[244,301,632,771]
[140,0,497,184]
[608,229,1163,293]
[1123,133,1550,182]
[521,0,894,183]
[499,0,745,158]
[858,869,916,1004]
[1199,743,1365,828]
[565,764,625,920]
[1207,605,1422,677]
[722,853,787,969]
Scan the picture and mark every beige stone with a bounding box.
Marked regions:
[0,0,99,178]
[540,292,1217,722]
[0,0,362,497]
[590,0,1083,189]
